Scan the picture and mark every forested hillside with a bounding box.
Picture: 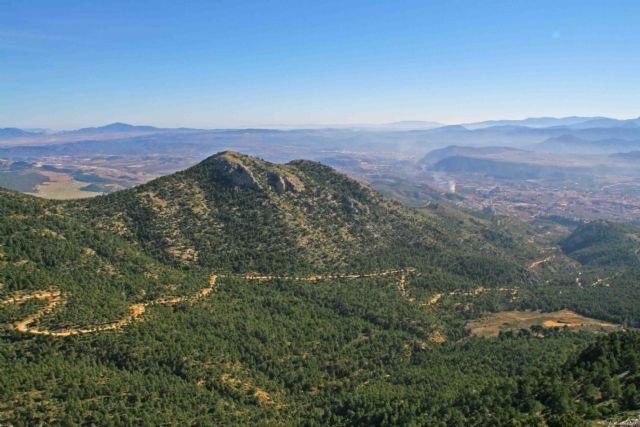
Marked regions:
[68,151,538,280]
[1,152,640,425]
[560,221,640,268]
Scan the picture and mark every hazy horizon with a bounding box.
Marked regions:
[5,114,640,133]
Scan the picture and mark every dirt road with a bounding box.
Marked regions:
[1,275,219,336]
[1,270,418,337]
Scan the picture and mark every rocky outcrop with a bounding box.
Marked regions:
[268,171,287,193]
[284,174,305,192]
[209,153,261,190]
[267,171,305,193]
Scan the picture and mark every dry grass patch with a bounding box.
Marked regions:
[220,373,285,409]
[467,309,623,337]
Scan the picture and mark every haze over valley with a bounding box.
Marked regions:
[3,116,640,222]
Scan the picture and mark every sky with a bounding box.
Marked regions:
[1,0,639,129]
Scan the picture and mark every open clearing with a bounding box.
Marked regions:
[467,309,623,337]
[26,171,102,200]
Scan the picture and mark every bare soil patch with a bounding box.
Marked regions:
[467,309,623,337]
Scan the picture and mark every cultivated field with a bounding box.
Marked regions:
[26,171,102,199]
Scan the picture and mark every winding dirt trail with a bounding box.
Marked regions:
[239,269,418,304]
[423,287,519,308]
[1,275,219,336]
[1,290,68,334]
[239,269,415,283]
[395,273,414,302]
[528,256,553,270]
[1,270,418,337]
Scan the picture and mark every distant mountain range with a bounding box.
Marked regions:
[568,117,640,129]
[3,116,640,139]
[0,127,39,138]
[419,145,524,167]
[4,118,640,161]
[462,116,640,130]
[429,155,586,181]
[534,134,640,154]
[65,122,163,134]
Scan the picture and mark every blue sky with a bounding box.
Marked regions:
[1,0,639,129]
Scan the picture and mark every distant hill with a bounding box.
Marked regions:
[419,145,525,167]
[67,122,163,134]
[567,117,640,129]
[560,220,640,268]
[534,134,640,154]
[429,155,584,180]
[0,127,37,138]
[463,116,606,129]
[572,126,640,141]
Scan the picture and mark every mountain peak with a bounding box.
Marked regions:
[209,150,253,162]
[0,127,36,138]
[202,151,262,190]
[70,122,161,134]
[197,151,305,193]
[79,151,456,271]
[103,122,136,129]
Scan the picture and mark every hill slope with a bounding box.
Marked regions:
[560,221,640,268]
[2,152,640,425]
[68,151,535,283]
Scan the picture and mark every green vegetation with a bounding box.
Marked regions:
[0,170,48,192]
[79,183,115,194]
[1,152,640,425]
[560,220,640,268]
[369,177,452,208]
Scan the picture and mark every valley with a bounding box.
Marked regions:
[3,122,640,225]
[421,151,640,222]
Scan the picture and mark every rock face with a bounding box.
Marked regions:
[267,171,287,193]
[205,152,306,194]
[268,171,305,194]
[284,174,305,193]
[209,153,261,190]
